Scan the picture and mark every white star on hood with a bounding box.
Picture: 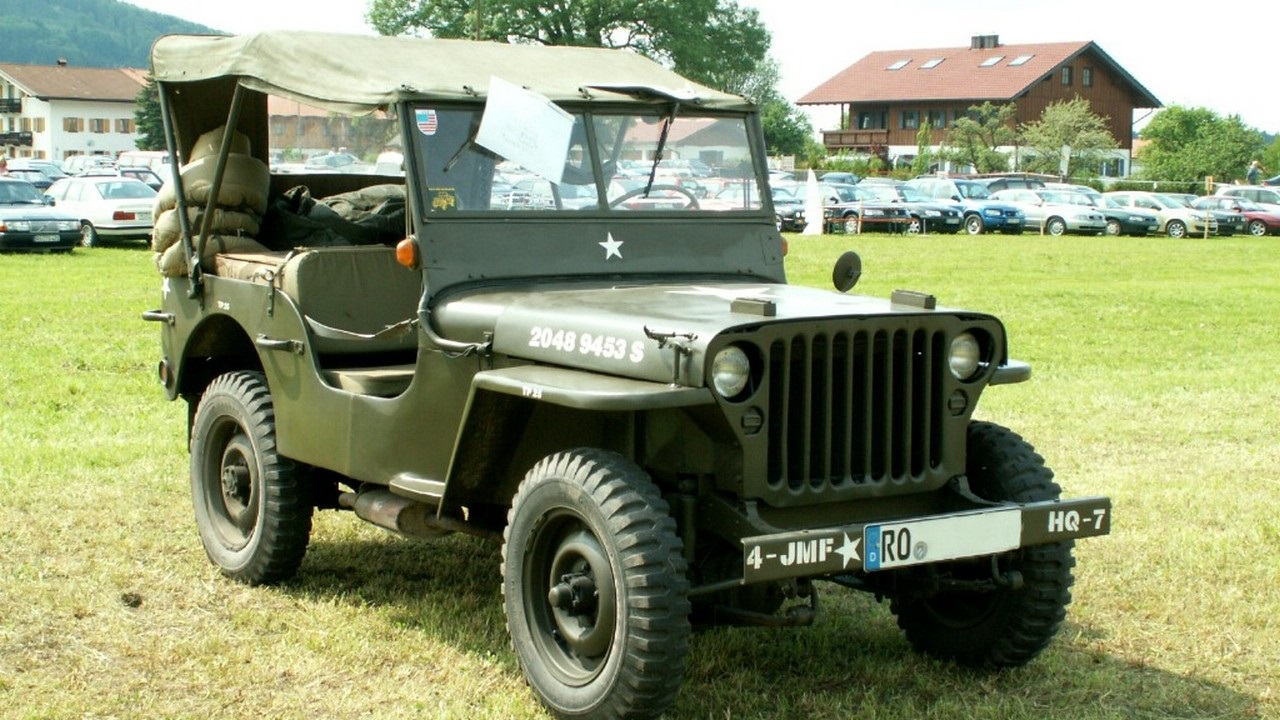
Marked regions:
[599,232,623,260]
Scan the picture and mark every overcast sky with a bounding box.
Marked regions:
[121,0,1280,134]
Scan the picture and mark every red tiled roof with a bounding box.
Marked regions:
[798,40,1159,108]
[0,63,147,102]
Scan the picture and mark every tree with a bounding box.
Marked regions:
[1018,96,1117,179]
[366,0,770,93]
[912,118,933,176]
[132,75,164,151]
[1136,105,1265,183]
[940,102,1016,173]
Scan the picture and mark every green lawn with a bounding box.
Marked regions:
[1,234,1276,719]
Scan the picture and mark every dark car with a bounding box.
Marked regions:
[1192,195,1280,236]
[858,182,964,234]
[819,171,861,185]
[903,176,1026,234]
[821,184,913,233]
[0,177,80,253]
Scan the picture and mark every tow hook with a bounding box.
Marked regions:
[991,556,1024,590]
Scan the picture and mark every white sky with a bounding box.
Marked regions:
[121,0,1280,134]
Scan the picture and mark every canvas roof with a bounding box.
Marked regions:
[798,40,1160,108]
[0,63,146,102]
[150,31,753,115]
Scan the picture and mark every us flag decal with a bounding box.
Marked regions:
[416,109,438,135]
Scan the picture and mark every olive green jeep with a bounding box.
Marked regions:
[144,31,1110,720]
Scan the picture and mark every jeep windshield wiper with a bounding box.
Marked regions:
[643,103,680,198]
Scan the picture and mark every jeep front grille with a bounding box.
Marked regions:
[765,328,945,493]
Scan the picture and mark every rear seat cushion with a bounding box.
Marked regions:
[155,153,270,216]
[151,206,261,253]
[156,235,271,277]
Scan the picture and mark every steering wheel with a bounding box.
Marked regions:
[608,183,700,209]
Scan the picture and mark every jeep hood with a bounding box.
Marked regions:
[433,281,981,387]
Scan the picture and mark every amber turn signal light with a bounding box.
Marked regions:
[396,237,420,269]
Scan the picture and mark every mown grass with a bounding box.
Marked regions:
[1,234,1276,719]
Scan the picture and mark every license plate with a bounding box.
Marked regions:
[1007,218,1022,224]
[34,234,59,243]
[863,508,1021,571]
[137,212,153,223]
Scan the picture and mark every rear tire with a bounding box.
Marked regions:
[190,371,312,585]
[503,449,690,719]
[1248,219,1268,236]
[889,422,1075,668]
[80,223,99,247]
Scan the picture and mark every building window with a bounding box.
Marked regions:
[63,117,84,133]
[980,55,1005,67]
[1082,67,1093,87]
[34,117,45,133]
[900,110,919,130]
[887,59,910,70]
[1009,54,1034,66]
[921,58,944,69]
[1062,66,1073,85]
[928,109,947,128]
[857,111,887,130]
[90,118,111,133]
[115,118,135,133]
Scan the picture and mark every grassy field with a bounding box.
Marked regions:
[1,234,1276,719]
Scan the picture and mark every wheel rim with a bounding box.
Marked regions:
[1106,220,1121,236]
[80,224,96,247]
[525,510,618,686]
[1168,221,1186,238]
[198,416,259,550]
[1047,219,1065,236]
[1250,220,1267,236]
[965,216,983,234]
[907,218,922,234]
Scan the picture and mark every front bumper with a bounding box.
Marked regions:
[741,494,1110,584]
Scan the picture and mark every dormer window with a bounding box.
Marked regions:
[887,59,910,70]
[1009,54,1034,66]
[921,58,945,69]
[980,55,1005,67]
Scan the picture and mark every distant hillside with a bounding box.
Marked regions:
[0,0,216,69]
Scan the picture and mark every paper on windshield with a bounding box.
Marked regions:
[475,76,574,185]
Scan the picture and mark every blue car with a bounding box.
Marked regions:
[903,176,1027,235]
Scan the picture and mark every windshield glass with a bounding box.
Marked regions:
[956,181,992,200]
[411,105,762,214]
[0,181,45,204]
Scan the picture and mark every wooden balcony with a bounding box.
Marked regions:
[0,98,21,113]
[820,128,888,152]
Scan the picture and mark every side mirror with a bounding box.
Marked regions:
[832,250,862,293]
[43,196,55,206]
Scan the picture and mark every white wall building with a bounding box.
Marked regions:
[0,61,147,165]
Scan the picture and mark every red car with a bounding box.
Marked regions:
[1192,196,1280,236]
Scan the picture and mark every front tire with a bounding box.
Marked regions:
[889,422,1075,668]
[190,371,312,585]
[1045,217,1067,236]
[1105,219,1122,236]
[964,214,985,235]
[1166,219,1187,238]
[503,449,690,719]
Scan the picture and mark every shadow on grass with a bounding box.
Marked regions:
[283,533,1258,720]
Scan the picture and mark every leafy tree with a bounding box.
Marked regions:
[1018,96,1117,179]
[940,102,1015,173]
[366,0,770,92]
[133,75,165,151]
[912,118,933,176]
[1136,105,1265,184]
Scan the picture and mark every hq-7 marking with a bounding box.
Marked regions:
[528,326,644,363]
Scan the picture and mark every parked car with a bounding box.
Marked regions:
[1102,191,1217,238]
[1162,193,1243,236]
[76,165,166,191]
[989,188,1107,235]
[62,154,115,175]
[43,175,158,247]
[719,181,806,231]
[902,176,1026,234]
[6,167,54,190]
[1089,196,1160,237]
[1191,195,1280,236]
[116,150,172,174]
[820,183,913,233]
[0,176,79,253]
[973,173,1051,193]
[818,171,861,185]
[1213,184,1280,213]
[857,182,964,234]
[8,158,67,180]
[304,151,372,173]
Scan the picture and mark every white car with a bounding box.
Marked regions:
[989,188,1107,235]
[1213,184,1280,213]
[1102,191,1217,238]
[43,176,158,247]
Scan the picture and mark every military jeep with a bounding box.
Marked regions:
[145,32,1110,720]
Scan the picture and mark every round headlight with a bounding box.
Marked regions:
[949,332,982,380]
[711,345,752,399]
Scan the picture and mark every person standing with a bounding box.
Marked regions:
[1247,159,1264,184]
[0,157,8,175]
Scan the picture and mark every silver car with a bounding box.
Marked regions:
[989,188,1107,236]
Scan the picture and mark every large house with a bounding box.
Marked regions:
[798,35,1161,176]
[0,61,148,163]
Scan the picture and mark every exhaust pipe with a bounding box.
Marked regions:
[339,488,501,541]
